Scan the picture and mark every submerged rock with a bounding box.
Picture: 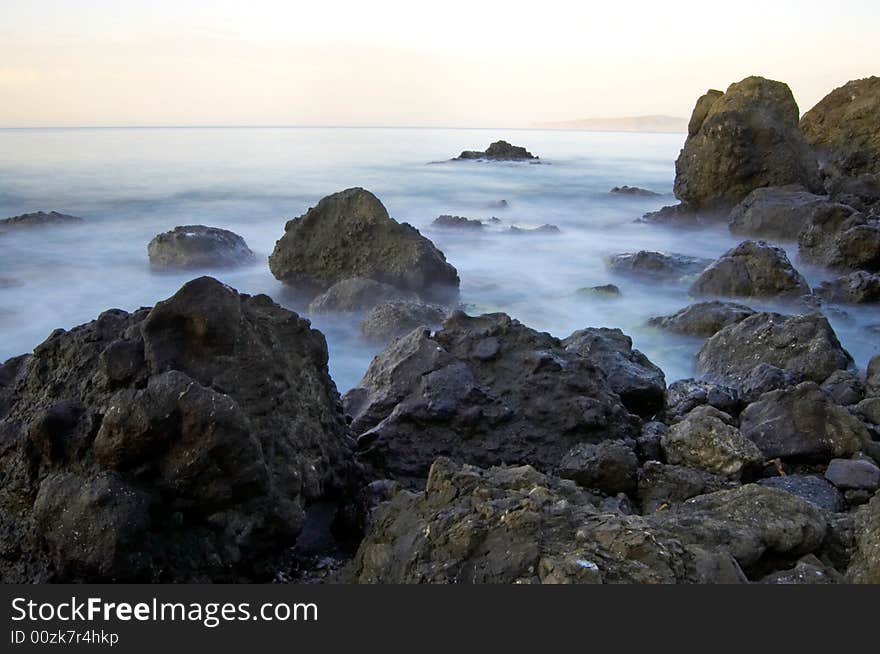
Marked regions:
[507,224,561,235]
[648,301,755,338]
[578,284,621,298]
[453,140,538,161]
[674,77,822,212]
[608,251,711,280]
[0,277,356,582]
[690,240,810,299]
[308,277,414,314]
[147,225,255,269]
[727,185,846,241]
[432,215,485,230]
[359,301,448,343]
[814,271,880,304]
[0,210,83,231]
[269,188,460,303]
[610,186,661,197]
[798,210,880,273]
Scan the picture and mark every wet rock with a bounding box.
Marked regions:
[557,440,639,497]
[674,77,822,212]
[758,475,845,512]
[798,209,880,273]
[814,271,880,304]
[664,379,742,423]
[343,312,639,484]
[690,240,810,299]
[610,186,661,197]
[453,140,538,161]
[359,301,448,343]
[147,225,255,269]
[0,210,83,230]
[637,461,736,513]
[432,215,485,230]
[661,406,763,479]
[608,250,711,280]
[0,277,356,582]
[308,277,413,314]
[739,382,870,461]
[846,492,880,583]
[577,284,621,297]
[562,327,666,419]
[800,76,880,179]
[759,555,841,584]
[821,370,865,406]
[648,301,755,337]
[727,185,845,241]
[825,459,880,491]
[507,224,561,235]
[269,188,460,303]
[697,312,853,388]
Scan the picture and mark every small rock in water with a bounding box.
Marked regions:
[507,224,560,235]
[814,271,880,304]
[648,301,755,337]
[453,140,538,161]
[690,240,810,299]
[608,250,711,280]
[610,186,661,197]
[578,284,621,297]
[432,215,485,230]
[0,210,83,230]
[147,225,255,270]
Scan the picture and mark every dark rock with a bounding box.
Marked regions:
[758,475,845,512]
[727,185,845,241]
[486,200,509,209]
[636,422,666,462]
[359,301,448,343]
[639,203,724,226]
[557,440,638,496]
[607,251,711,280]
[674,77,822,212]
[432,215,485,230]
[857,397,880,425]
[847,492,880,583]
[800,76,880,179]
[269,188,460,303]
[308,277,414,314]
[0,277,356,582]
[638,461,736,513]
[738,363,804,403]
[821,370,865,406]
[868,355,880,397]
[825,459,880,491]
[454,140,538,161]
[690,240,810,299]
[814,271,880,304]
[507,224,561,235]
[0,211,83,230]
[562,327,666,419]
[648,301,755,337]
[147,225,254,269]
[828,173,880,212]
[665,379,742,423]
[343,312,640,484]
[697,312,853,388]
[798,209,880,273]
[759,555,841,584]
[610,186,661,197]
[739,382,870,461]
[577,284,621,297]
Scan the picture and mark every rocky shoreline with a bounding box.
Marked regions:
[1,74,879,584]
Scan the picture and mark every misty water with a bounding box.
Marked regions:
[1,127,877,392]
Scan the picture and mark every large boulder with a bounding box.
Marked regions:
[562,328,666,419]
[608,251,711,281]
[727,185,847,241]
[0,277,356,582]
[690,241,809,299]
[342,312,640,484]
[147,225,255,269]
[739,382,870,461]
[697,312,853,388]
[648,301,755,338]
[798,209,880,273]
[800,77,880,179]
[674,77,822,212]
[269,188,460,302]
[0,210,83,231]
[814,271,880,304]
[359,301,448,343]
[453,140,538,161]
[307,277,414,314]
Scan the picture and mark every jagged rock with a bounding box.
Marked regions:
[798,209,880,273]
[432,215,485,230]
[821,370,865,406]
[800,76,880,179]
[636,422,666,462]
[648,301,755,337]
[0,211,83,230]
[507,224,561,235]
[674,77,822,212]
[847,492,880,583]
[739,382,870,461]
[690,240,810,299]
[661,406,763,479]
[308,277,413,314]
[343,312,639,484]
[359,301,447,343]
[269,188,459,303]
[454,140,538,161]
[697,312,853,388]
[608,251,711,280]
[868,356,880,397]
[562,328,666,419]
[727,185,847,241]
[637,462,736,513]
[738,363,804,403]
[758,475,845,512]
[0,277,356,582]
[610,186,661,197]
[577,284,621,297]
[557,440,638,496]
[664,379,742,423]
[814,271,880,304]
[828,173,880,212]
[147,225,255,269]
[825,459,880,491]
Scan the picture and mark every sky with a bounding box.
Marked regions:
[0,0,878,128]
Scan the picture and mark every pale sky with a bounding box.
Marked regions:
[0,0,877,127]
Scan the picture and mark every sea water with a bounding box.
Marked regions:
[0,126,876,391]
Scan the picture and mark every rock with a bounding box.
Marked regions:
[486,200,509,209]
[432,215,485,230]
[269,188,460,303]
[868,356,880,397]
[727,185,845,241]
[639,203,723,226]
[759,555,841,584]
[577,284,621,297]
[562,327,666,419]
[664,379,742,423]
[0,277,356,582]
[636,422,666,462]
[697,312,853,388]
[307,277,413,314]
[737,363,804,403]
[557,440,638,497]
[147,225,255,269]
[610,186,661,197]
[343,312,639,484]
[739,382,870,461]
[798,209,880,273]
[690,241,810,299]
[607,251,711,280]
[814,271,880,304]
[821,370,865,406]
[637,462,735,513]
[661,406,764,479]
[648,301,755,338]
[825,459,880,491]
[674,77,822,212]
[847,492,880,583]
[454,140,538,161]
[800,76,880,179]
[758,475,845,512]
[859,398,880,425]
[828,173,880,212]
[0,210,83,230]
[359,301,448,343]
[507,224,561,235]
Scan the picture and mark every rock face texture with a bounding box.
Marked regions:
[697,312,853,388]
[0,277,356,582]
[674,77,821,211]
[454,141,538,161]
[814,271,880,304]
[147,225,255,269]
[307,278,413,314]
[359,301,447,343]
[800,77,880,179]
[690,241,810,299]
[607,251,711,280]
[648,301,755,338]
[269,188,460,303]
[342,312,639,484]
[0,211,83,230]
[727,185,848,241]
[798,210,880,273]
